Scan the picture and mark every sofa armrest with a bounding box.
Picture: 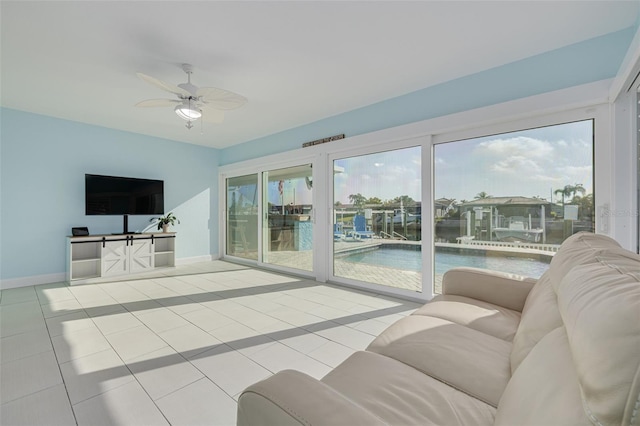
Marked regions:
[442,267,537,312]
[237,370,386,426]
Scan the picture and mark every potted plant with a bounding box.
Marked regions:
[151,212,180,233]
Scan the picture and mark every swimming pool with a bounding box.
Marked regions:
[337,246,551,278]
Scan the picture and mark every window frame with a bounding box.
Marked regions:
[219,84,616,302]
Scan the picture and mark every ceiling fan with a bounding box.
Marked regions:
[135,63,247,129]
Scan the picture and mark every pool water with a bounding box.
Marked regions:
[338,247,550,278]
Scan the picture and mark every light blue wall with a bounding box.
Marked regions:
[221,27,635,165]
[0,108,219,280]
[1,27,636,282]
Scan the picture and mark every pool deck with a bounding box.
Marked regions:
[251,238,556,295]
[267,247,425,293]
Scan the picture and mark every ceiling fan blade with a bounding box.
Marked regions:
[200,105,225,123]
[137,72,191,98]
[135,99,181,107]
[197,87,248,110]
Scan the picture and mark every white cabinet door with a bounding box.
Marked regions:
[101,240,128,277]
[129,239,154,273]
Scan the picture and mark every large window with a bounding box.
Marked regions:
[332,146,422,292]
[221,101,610,301]
[433,120,594,293]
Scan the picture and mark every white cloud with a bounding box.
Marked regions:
[477,136,554,159]
[491,155,543,174]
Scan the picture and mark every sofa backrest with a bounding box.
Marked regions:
[497,242,640,425]
[510,232,621,372]
[554,248,640,425]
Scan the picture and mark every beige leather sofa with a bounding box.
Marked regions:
[237,232,640,425]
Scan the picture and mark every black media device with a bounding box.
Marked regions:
[72,227,89,236]
[85,174,164,234]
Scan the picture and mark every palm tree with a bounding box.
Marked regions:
[348,193,367,212]
[366,196,383,205]
[475,191,492,199]
[554,184,586,208]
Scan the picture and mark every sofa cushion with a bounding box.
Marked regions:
[412,294,521,341]
[322,351,496,425]
[366,315,511,407]
[556,248,640,426]
[238,370,387,426]
[495,327,591,425]
[511,232,621,372]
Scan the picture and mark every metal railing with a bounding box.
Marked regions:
[457,239,560,253]
[380,231,408,240]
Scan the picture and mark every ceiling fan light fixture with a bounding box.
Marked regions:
[174,103,202,120]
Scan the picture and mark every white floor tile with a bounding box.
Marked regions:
[69,285,112,304]
[59,348,135,404]
[267,306,326,328]
[207,322,276,356]
[45,310,94,337]
[158,295,204,315]
[247,342,316,373]
[353,318,393,336]
[180,307,236,332]
[41,298,84,319]
[307,340,357,368]
[307,305,364,326]
[36,284,75,305]
[158,324,222,359]
[190,344,272,397]
[271,294,323,312]
[285,355,333,380]
[278,330,329,354]
[121,298,164,315]
[0,300,46,338]
[0,327,53,364]
[91,310,143,335]
[104,325,168,362]
[156,377,237,426]
[52,326,112,364]
[308,323,376,350]
[0,384,75,426]
[72,380,169,426]
[0,350,63,404]
[1,260,419,425]
[233,295,284,313]
[80,298,126,317]
[0,286,37,305]
[136,307,190,333]
[126,346,204,400]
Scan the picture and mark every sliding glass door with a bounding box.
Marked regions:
[332,146,422,292]
[226,174,259,260]
[262,164,314,272]
[222,105,605,301]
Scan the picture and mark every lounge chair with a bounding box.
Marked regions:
[353,215,375,239]
[334,224,346,241]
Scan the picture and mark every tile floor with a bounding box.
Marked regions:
[0,261,421,425]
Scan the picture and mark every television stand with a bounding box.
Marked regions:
[66,232,176,284]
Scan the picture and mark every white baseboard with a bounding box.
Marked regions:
[1,272,67,290]
[1,255,222,290]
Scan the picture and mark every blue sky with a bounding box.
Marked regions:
[334,146,422,204]
[333,119,593,205]
[435,120,593,202]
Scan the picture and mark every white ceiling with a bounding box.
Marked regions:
[1,1,637,149]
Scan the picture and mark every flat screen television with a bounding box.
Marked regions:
[85,174,164,233]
